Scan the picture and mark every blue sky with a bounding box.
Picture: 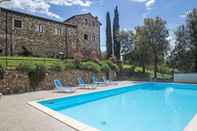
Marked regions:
[1,0,197,51]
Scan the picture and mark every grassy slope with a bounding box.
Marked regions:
[122,64,172,80]
[0,56,63,69]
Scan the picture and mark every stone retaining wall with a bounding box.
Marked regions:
[0,70,116,95]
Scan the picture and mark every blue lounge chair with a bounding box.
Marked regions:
[92,74,105,85]
[78,76,96,89]
[54,80,76,93]
[102,76,118,86]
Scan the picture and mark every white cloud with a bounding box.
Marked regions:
[48,0,92,7]
[0,0,93,20]
[129,0,156,10]
[145,0,155,10]
[81,8,89,13]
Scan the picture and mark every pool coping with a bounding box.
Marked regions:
[184,114,197,131]
[28,82,138,131]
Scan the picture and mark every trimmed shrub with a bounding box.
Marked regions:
[49,63,64,71]
[28,64,47,90]
[122,65,136,72]
[158,65,171,74]
[64,59,77,70]
[0,64,5,79]
[79,61,101,72]
[16,62,35,72]
[100,61,111,72]
[103,60,119,71]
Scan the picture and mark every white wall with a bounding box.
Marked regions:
[174,73,197,83]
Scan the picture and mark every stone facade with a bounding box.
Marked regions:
[0,8,100,58]
[65,13,101,57]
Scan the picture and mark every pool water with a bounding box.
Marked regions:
[40,83,197,131]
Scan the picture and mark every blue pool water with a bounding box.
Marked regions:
[40,83,197,131]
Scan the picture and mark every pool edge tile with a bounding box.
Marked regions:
[28,101,100,131]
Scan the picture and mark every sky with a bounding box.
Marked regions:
[0,0,197,52]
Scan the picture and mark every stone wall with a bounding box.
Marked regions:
[65,13,101,57]
[0,70,116,95]
[0,8,77,58]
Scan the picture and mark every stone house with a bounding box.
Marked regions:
[0,7,101,58]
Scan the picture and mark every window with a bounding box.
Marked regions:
[84,34,88,40]
[54,28,58,35]
[85,19,88,25]
[35,25,39,32]
[39,25,44,33]
[14,19,22,28]
[35,24,44,33]
[92,34,96,41]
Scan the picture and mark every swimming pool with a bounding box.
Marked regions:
[33,82,197,131]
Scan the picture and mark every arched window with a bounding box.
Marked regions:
[84,34,88,40]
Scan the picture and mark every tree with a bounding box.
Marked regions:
[170,25,194,72]
[117,30,134,63]
[143,17,169,78]
[186,8,197,72]
[134,26,152,73]
[113,6,120,61]
[106,12,113,58]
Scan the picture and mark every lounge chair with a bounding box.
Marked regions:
[78,77,96,89]
[54,80,76,93]
[92,74,105,85]
[102,76,119,86]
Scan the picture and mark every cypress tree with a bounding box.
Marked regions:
[106,12,113,58]
[113,6,120,60]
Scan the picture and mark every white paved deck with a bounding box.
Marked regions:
[0,81,132,131]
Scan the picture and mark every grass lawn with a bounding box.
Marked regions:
[122,64,172,80]
[0,56,63,69]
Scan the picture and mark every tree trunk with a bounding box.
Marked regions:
[154,54,158,79]
[142,57,146,73]
[142,65,146,73]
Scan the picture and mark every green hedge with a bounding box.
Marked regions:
[16,62,36,72]
[49,63,64,71]
[79,61,101,72]
[102,60,120,71]
[15,59,118,73]
[99,61,111,72]
[64,59,78,70]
